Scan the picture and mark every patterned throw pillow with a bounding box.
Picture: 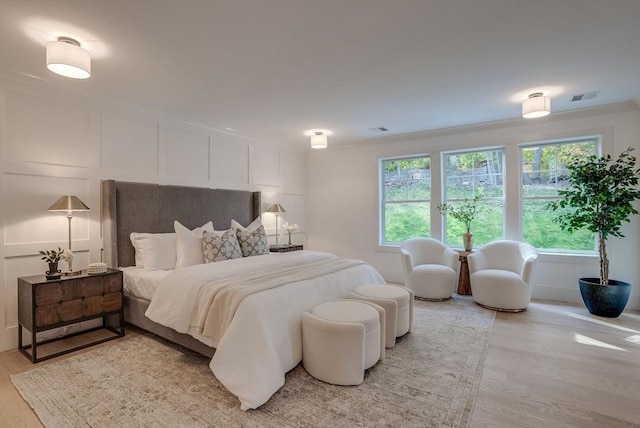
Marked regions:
[236,224,269,257]
[202,229,242,263]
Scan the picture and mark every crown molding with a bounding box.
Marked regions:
[341,101,640,150]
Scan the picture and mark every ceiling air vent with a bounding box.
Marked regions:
[369,126,389,133]
[571,91,600,102]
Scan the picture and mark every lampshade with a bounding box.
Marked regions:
[266,203,286,214]
[47,196,90,215]
[310,132,328,149]
[522,93,550,119]
[46,37,91,79]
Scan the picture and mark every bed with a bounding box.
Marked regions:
[100,180,386,410]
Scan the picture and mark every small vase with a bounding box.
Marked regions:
[46,262,61,280]
[288,232,292,246]
[463,232,474,252]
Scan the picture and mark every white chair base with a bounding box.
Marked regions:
[414,295,451,302]
[475,301,527,312]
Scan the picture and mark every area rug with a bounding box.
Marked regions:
[12,296,494,428]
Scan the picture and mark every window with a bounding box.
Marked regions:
[379,156,431,245]
[442,149,504,247]
[521,138,598,252]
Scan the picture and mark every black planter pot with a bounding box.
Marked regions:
[578,278,631,318]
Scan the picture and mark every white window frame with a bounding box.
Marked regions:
[378,154,431,247]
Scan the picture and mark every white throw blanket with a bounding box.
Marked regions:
[195,257,367,344]
[145,251,386,409]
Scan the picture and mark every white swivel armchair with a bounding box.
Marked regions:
[467,240,538,312]
[400,238,459,300]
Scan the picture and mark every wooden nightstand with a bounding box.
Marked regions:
[18,269,125,363]
[269,244,304,253]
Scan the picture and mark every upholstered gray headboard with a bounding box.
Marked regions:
[101,180,261,268]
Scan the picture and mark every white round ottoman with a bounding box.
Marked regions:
[349,284,413,348]
[302,300,385,385]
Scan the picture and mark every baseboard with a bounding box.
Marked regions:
[533,284,640,311]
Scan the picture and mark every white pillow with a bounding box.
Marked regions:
[129,233,177,270]
[231,217,262,232]
[133,244,143,267]
[174,220,214,268]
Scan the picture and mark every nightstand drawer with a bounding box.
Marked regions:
[35,283,61,306]
[83,279,104,297]
[83,295,104,316]
[35,304,60,327]
[61,280,83,300]
[104,275,122,293]
[104,292,122,312]
[60,300,84,321]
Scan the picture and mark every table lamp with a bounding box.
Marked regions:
[266,203,286,246]
[47,195,90,275]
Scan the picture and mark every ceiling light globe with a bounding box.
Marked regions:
[46,39,91,79]
[310,133,328,149]
[522,93,550,119]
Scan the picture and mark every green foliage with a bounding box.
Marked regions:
[384,202,430,243]
[445,204,503,247]
[437,195,483,233]
[39,247,63,263]
[523,200,594,250]
[546,147,640,284]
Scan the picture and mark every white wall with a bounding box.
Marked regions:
[0,78,307,352]
[307,103,640,310]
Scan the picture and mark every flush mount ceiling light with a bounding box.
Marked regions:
[310,132,328,149]
[522,92,550,119]
[304,129,333,149]
[46,37,91,79]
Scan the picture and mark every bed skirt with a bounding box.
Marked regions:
[124,294,215,358]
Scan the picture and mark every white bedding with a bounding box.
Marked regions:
[143,250,385,410]
[121,266,169,300]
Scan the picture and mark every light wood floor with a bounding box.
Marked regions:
[1,300,639,428]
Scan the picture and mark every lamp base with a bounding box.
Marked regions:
[63,270,82,276]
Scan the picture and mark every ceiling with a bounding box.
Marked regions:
[1,0,639,149]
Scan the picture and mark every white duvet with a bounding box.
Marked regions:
[144,250,385,410]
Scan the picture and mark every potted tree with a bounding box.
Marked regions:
[547,147,640,317]
[438,195,483,251]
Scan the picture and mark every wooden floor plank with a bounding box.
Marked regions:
[471,300,640,428]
